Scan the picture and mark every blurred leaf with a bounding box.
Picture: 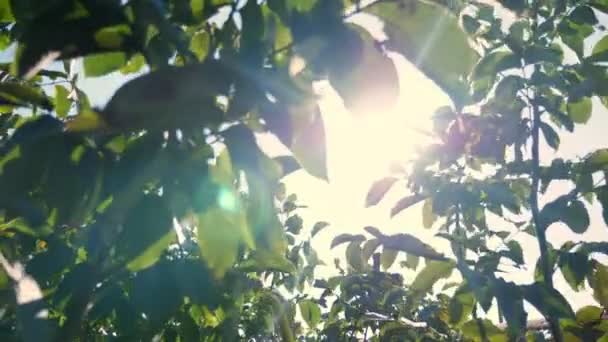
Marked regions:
[390,193,425,217]
[381,248,398,270]
[366,0,478,107]
[53,85,70,118]
[410,260,455,298]
[311,221,329,237]
[589,34,608,62]
[596,185,608,226]
[449,286,475,326]
[524,44,563,65]
[0,0,13,22]
[190,31,210,61]
[364,226,446,260]
[0,82,52,109]
[422,198,436,229]
[569,5,598,25]
[330,233,365,249]
[83,52,127,77]
[559,252,590,291]
[562,200,590,234]
[567,97,592,124]
[326,25,399,115]
[575,305,603,326]
[131,262,181,325]
[289,103,327,180]
[345,241,365,272]
[522,282,575,320]
[116,194,176,272]
[299,299,321,329]
[590,263,608,307]
[506,240,524,265]
[366,177,398,207]
[540,121,560,150]
[239,250,296,274]
[404,253,420,270]
[361,238,381,262]
[461,319,507,342]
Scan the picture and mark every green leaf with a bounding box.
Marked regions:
[345,241,365,272]
[575,305,603,326]
[365,177,398,207]
[365,226,447,260]
[506,240,524,265]
[0,0,13,22]
[403,253,420,270]
[561,200,590,234]
[590,35,608,62]
[83,52,127,77]
[0,82,52,109]
[586,149,608,172]
[311,221,330,237]
[472,51,520,80]
[559,252,590,291]
[239,250,296,273]
[53,85,70,118]
[131,262,181,325]
[449,286,475,326]
[190,31,210,61]
[524,44,564,65]
[493,278,526,337]
[330,233,365,249]
[410,260,455,299]
[567,97,592,124]
[381,248,398,270]
[590,263,608,307]
[461,319,508,342]
[197,150,254,278]
[522,282,575,320]
[390,193,425,217]
[361,238,381,262]
[422,198,436,229]
[366,1,478,106]
[120,54,146,74]
[540,121,560,150]
[569,5,598,25]
[298,299,321,329]
[116,194,176,272]
[596,185,608,226]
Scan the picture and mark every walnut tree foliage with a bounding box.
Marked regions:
[0,0,607,341]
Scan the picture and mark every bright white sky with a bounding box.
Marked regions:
[14,3,605,323]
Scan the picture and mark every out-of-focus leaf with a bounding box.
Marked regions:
[239,250,296,274]
[116,195,176,271]
[562,200,590,234]
[589,35,608,62]
[366,177,398,207]
[575,305,603,326]
[390,193,425,217]
[361,238,381,262]
[345,241,365,271]
[505,240,524,265]
[422,198,436,229]
[559,252,589,292]
[330,233,365,249]
[0,82,52,109]
[590,263,608,307]
[83,52,127,77]
[53,85,70,118]
[522,282,575,320]
[366,1,479,107]
[299,299,321,329]
[410,260,455,300]
[381,248,398,270]
[311,221,330,237]
[540,121,560,150]
[567,97,592,124]
[461,319,507,342]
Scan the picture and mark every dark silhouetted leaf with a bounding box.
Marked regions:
[311,221,330,237]
[381,248,398,270]
[522,282,575,320]
[330,233,365,249]
[366,177,398,207]
[390,193,425,217]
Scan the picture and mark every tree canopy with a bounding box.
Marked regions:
[0,0,607,341]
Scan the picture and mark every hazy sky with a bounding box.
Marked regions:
[13,3,606,322]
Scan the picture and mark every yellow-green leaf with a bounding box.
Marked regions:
[53,85,70,118]
[366,1,479,106]
[83,52,127,77]
[567,97,592,124]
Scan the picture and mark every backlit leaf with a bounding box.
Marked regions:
[311,221,329,237]
[381,248,398,270]
[366,1,479,107]
[390,193,425,217]
[83,52,127,77]
[567,97,592,124]
[299,299,321,329]
[53,85,70,118]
